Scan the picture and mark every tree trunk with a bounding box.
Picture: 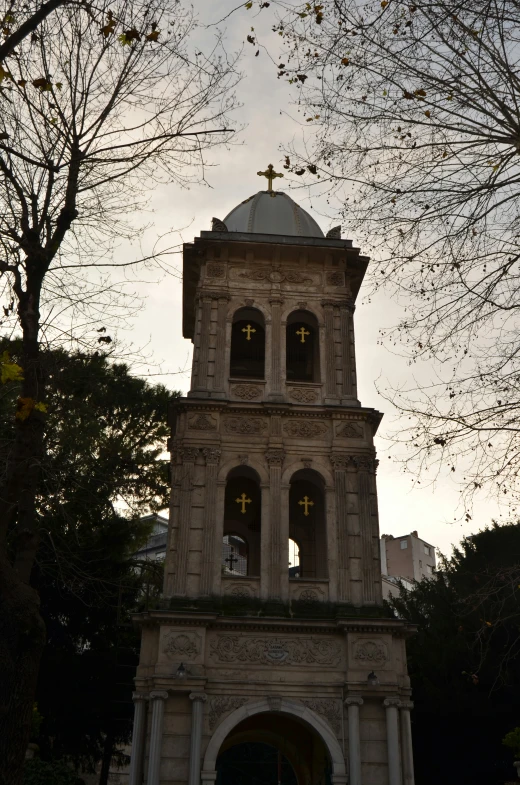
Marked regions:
[98,731,116,785]
[0,279,47,784]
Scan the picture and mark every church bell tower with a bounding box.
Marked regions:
[131,168,416,785]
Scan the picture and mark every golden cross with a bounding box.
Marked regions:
[298,496,314,516]
[242,323,256,341]
[235,493,252,514]
[296,326,310,344]
[257,163,284,192]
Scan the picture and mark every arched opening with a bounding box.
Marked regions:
[230,307,265,379]
[286,310,319,383]
[288,538,300,577]
[216,712,332,785]
[223,467,261,576]
[289,469,328,579]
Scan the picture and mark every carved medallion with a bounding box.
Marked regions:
[326,272,345,287]
[283,420,327,438]
[239,269,313,285]
[209,697,248,730]
[206,263,226,278]
[353,639,388,665]
[188,414,217,431]
[210,635,341,666]
[302,699,342,735]
[224,416,267,435]
[288,388,319,404]
[336,422,364,438]
[231,384,262,400]
[164,632,201,659]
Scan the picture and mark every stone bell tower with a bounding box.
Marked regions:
[131,168,416,785]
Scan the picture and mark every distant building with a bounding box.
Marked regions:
[133,513,168,561]
[380,530,436,600]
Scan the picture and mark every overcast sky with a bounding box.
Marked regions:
[124,0,504,557]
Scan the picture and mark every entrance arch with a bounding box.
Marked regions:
[202,698,346,785]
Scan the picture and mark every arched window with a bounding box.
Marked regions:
[230,307,265,379]
[289,469,327,579]
[223,467,262,576]
[286,310,319,383]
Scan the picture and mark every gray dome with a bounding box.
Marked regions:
[223,191,324,238]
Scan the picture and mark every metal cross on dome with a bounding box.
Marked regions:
[257,163,284,192]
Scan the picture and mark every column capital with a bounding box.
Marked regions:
[198,289,221,301]
[178,447,199,464]
[384,697,401,709]
[269,297,284,305]
[189,692,207,703]
[265,448,285,467]
[330,453,351,470]
[399,700,414,711]
[150,690,169,701]
[132,692,148,702]
[203,447,221,465]
[345,696,364,707]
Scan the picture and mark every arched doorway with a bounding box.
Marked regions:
[202,699,345,785]
[216,742,298,785]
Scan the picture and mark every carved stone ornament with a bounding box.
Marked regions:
[178,447,199,463]
[354,455,376,473]
[231,384,262,400]
[209,697,248,730]
[283,420,327,438]
[239,268,313,285]
[223,582,256,599]
[267,695,283,712]
[238,454,249,465]
[210,635,341,666]
[299,589,320,604]
[353,639,389,665]
[203,447,221,465]
[326,271,345,286]
[265,449,285,467]
[288,388,319,404]
[336,422,364,439]
[302,699,342,735]
[164,631,202,660]
[211,217,228,233]
[188,414,217,431]
[206,262,226,277]
[224,416,267,435]
[330,454,351,470]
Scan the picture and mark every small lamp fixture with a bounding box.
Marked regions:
[175,662,187,680]
[367,671,380,687]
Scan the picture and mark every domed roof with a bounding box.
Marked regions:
[223,191,324,238]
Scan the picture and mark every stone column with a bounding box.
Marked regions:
[128,693,148,785]
[213,295,230,394]
[400,701,415,785]
[173,448,198,596]
[194,294,213,391]
[322,301,338,401]
[384,698,402,785]
[200,449,221,596]
[345,696,363,785]
[147,691,168,785]
[188,693,207,785]
[330,455,350,602]
[340,301,357,402]
[268,298,284,400]
[356,456,378,605]
[265,449,285,600]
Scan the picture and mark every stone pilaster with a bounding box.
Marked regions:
[384,698,402,785]
[268,297,284,400]
[400,701,415,785]
[147,691,169,785]
[213,295,230,393]
[188,693,207,785]
[173,447,198,596]
[322,301,339,401]
[356,456,379,605]
[194,294,213,391]
[330,454,351,602]
[340,300,357,402]
[200,449,221,596]
[345,696,363,785]
[128,693,148,785]
[265,449,285,600]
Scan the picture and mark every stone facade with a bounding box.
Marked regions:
[131,199,416,785]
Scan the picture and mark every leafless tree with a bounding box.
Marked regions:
[250,0,520,509]
[0,1,238,779]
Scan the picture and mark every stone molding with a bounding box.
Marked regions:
[209,635,341,666]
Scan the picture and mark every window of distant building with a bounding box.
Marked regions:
[424,545,430,555]
[400,540,408,549]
